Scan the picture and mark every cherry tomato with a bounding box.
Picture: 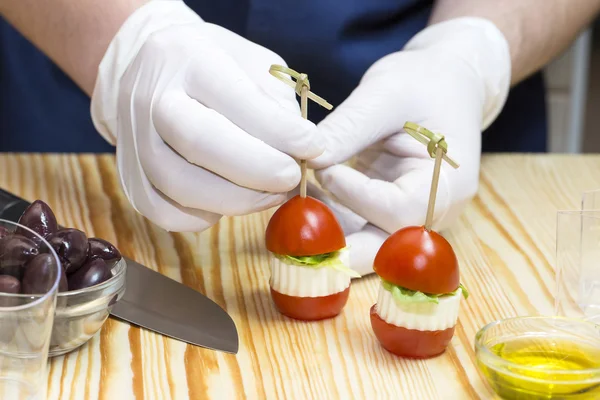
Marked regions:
[373,226,459,294]
[270,286,350,321]
[265,195,345,256]
[370,305,455,358]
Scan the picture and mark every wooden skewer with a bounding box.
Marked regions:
[300,86,309,198]
[425,147,444,231]
[268,65,333,199]
[402,122,459,231]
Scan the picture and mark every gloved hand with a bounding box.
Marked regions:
[308,18,511,276]
[90,0,321,231]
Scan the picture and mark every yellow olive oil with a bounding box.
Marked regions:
[479,336,600,399]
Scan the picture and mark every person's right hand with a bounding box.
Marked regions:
[90,0,321,231]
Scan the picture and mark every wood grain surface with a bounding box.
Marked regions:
[2,154,599,400]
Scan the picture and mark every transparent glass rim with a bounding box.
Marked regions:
[556,209,600,217]
[0,218,61,311]
[475,316,600,376]
[582,189,600,198]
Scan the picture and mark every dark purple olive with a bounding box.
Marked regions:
[16,200,58,242]
[0,274,21,307]
[88,238,121,266]
[0,234,39,279]
[22,253,66,294]
[67,258,111,291]
[58,268,68,293]
[47,228,88,274]
[108,294,119,307]
[0,275,20,294]
[0,226,9,240]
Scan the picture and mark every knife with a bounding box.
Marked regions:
[0,187,238,354]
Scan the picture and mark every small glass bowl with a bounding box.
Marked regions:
[475,316,600,400]
[49,259,127,357]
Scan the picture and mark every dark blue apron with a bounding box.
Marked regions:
[0,0,546,153]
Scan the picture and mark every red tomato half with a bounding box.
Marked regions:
[373,226,459,294]
[370,305,455,358]
[270,286,350,321]
[265,195,346,256]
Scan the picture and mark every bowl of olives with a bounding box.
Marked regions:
[8,200,127,357]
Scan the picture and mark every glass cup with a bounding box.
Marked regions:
[582,189,600,211]
[555,199,600,323]
[0,220,62,399]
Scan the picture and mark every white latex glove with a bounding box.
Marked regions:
[90,0,320,231]
[308,18,511,276]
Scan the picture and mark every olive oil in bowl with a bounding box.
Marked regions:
[475,317,600,400]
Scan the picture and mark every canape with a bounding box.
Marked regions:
[370,225,468,358]
[265,195,360,321]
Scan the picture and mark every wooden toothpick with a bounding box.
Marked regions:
[300,84,308,197]
[425,147,444,230]
[403,122,460,231]
[269,65,333,198]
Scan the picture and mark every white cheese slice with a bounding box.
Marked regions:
[375,284,462,331]
[269,249,350,297]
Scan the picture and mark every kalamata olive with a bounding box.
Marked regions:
[88,238,121,266]
[22,253,67,294]
[108,294,119,307]
[0,275,20,294]
[0,235,39,279]
[58,267,68,293]
[67,258,111,291]
[16,200,58,242]
[0,226,9,240]
[47,228,88,274]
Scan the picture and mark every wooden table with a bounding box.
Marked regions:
[3,154,600,400]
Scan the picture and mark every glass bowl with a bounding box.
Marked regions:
[49,258,126,357]
[0,219,62,399]
[475,316,600,399]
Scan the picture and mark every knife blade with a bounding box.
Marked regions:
[0,188,239,354]
[111,257,239,353]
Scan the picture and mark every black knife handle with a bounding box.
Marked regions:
[0,188,31,223]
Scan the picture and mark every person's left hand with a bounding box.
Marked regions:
[307,18,511,276]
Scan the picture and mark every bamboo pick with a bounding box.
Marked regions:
[403,122,460,231]
[300,85,308,197]
[425,147,444,231]
[269,65,333,198]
